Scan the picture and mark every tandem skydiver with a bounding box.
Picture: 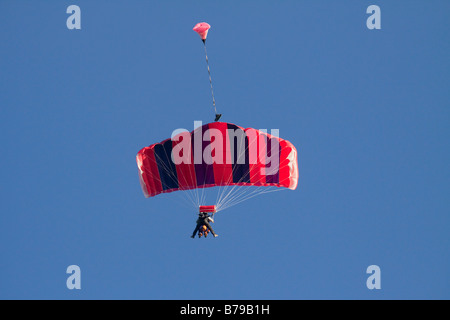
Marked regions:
[190,212,218,238]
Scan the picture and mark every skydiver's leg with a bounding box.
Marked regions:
[191,223,201,238]
[203,221,217,237]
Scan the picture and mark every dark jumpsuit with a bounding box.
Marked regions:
[191,213,217,237]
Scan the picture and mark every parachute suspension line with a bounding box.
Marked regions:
[215,130,248,208]
[203,40,219,119]
[217,187,286,213]
[151,150,198,209]
[140,164,195,210]
[215,134,245,204]
[216,133,256,211]
[214,131,292,213]
[215,132,268,212]
[216,158,294,212]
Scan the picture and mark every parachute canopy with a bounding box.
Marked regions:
[136,122,298,201]
[193,22,211,40]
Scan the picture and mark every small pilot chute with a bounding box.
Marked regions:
[193,22,211,41]
[193,22,221,122]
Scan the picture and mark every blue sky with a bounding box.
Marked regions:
[1,1,449,299]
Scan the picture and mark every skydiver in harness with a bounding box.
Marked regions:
[190,212,218,238]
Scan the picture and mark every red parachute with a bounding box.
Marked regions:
[136,122,298,212]
[136,23,299,213]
